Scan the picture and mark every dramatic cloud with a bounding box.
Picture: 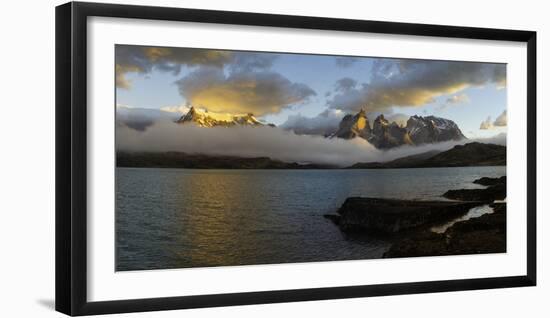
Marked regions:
[116,64,143,89]
[327,59,506,113]
[280,109,345,136]
[479,116,493,130]
[335,57,359,68]
[115,45,279,89]
[175,67,316,116]
[493,110,507,127]
[116,122,477,167]
[115,45,233,89]
[335,77,358,92]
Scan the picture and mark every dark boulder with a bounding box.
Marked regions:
[384,203,506,258]
[331,197,482,234]
[473,176,506,186]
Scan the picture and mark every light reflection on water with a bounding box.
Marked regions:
[430,204,494,234]
[116,166,506,271]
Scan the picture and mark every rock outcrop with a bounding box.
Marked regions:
[384,203,506,258]
[331,110,466,149]
[406,115,465,144]
[444,175,507,201]
[369,115,413,149]
[324,175,507,259]
[331,109,372,140]
[325,198,482,234]
[473,176,507,186]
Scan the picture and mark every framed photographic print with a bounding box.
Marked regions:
[55,1,536,316]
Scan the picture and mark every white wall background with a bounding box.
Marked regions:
[0,0,547,316]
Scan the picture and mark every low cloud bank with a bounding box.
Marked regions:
[279,109,411,136]
[280,109,345,136]
[116,123,506,167]
[474,132,507,146]
[116,106,181,131]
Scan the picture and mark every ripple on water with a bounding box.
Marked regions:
[116,166,506,270]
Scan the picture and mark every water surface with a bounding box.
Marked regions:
[116,166,505,271]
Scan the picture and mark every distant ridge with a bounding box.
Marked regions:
[331,110,466,149]
[349,142,506,169]
[117,152,335,169]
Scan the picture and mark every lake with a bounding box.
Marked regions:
[116,166,506,271]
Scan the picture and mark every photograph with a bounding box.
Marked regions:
[115,44,507,271]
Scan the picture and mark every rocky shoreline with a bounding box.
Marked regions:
[443,177,506,201]
[384,203,506,257]
[325,176,506,258]
[324,198,483,234]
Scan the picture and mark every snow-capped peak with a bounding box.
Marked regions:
[331,110,466,149]
[177,106,264,127]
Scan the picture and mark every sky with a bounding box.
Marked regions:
[115,45,507,139]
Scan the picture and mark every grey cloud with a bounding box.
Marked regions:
[280,109,345,136]
[116,105,181,131]
[493,64,507,88]
[327,59,506,113]
[228,52,278,72]
[115,45,279,89]
[335,77,358,92]
[115,45,233,88]
[116,122,478,167]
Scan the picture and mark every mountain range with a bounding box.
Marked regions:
[349,142,506,169]
[177,106,268,127]
[117,152,334,169]
[331,109,466,149]
[173,107,467,150]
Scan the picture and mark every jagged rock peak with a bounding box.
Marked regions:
[374,114,389,124]
[332,110,466,149]
[405,114,465,144]
[177,106,265,127]
[331,108,371,140]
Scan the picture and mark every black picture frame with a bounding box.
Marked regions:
[55,1,537,316]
